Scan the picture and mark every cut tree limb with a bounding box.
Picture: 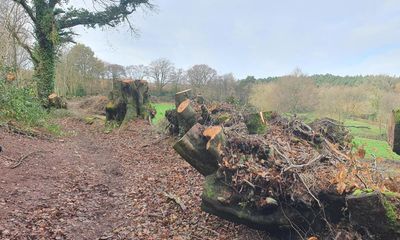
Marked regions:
[177,99,197,135]
[175,89,192,108]
[173,124,221,176]
[203,126,226,161]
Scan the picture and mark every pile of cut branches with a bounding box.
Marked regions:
[166,89,400,239]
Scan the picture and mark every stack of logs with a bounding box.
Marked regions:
[166,89,400,239]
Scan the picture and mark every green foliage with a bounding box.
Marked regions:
[0,80,64,135]
[353,137,400,160]
[383,198,398,225]
[153,103,174,123]
[245,113,267,134]
[75,84,87,97]
[0,80,47,126]
[345,119,386,140]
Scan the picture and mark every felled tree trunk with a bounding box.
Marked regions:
[201,174,323,232]
[173,124,225,176]
[175,89,192,108]
[177,99,197,135]
[346,191,400,239]
[106,80,155,123]
[388,110,400,154]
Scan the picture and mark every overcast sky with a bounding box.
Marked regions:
[75,0,400,79]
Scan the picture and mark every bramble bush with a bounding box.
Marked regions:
[0,78,47,127]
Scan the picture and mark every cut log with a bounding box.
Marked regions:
[48,93,67,109]
[196,95,205,104]
[201,174,323,232]
[346,191,400,239]
[177,99,197,135]
[203,126,226,161]
[175,89,192,108]
[173,124,221,176]
[105,79,155,123]
[6,72,16,82]
[388,110,400,154]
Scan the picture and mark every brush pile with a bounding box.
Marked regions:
[166,89,400,239]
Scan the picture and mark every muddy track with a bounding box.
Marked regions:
[0,114,269,239]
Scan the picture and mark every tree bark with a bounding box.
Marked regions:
[177,99,197,135]
[173,124,225,176]
[175,89,192,108]
[388,110,400,154]
[106,79,154,123]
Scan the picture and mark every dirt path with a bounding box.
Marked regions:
[0,111,269,239]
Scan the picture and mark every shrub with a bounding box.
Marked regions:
[0,79,47,126]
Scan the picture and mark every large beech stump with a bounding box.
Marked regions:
[106,79,155,123]
[388,110,400,154]
[346,191,400,239]
[173,124,225,176]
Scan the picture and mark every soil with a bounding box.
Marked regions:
[0,100,270,239]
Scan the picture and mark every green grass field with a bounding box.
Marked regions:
[295,113,399,160]
[153,103,174,123]
[344,119,386,140]
[353,136,400,160]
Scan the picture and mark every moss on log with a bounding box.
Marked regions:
[105,79,155,124]
[244,112,268,134]
[201,174,322,232]
[173,124,224,176]
[346,191,400,239]
[177,99,197,135]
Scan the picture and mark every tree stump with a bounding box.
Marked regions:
[175,89,192,108]
[48,93,67,109]
[173,124,225,176]
[106,79,155,123]
[346,191,400,239]
[388,110,400,154]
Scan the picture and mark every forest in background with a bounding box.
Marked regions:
[1,0,400,133]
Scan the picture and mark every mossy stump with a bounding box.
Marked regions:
[105,79,155,124]
[346,191,400,239]
[244,112,271,134]
[388,110,400,154]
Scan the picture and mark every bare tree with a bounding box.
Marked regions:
[0,1,31,84]
[147,58,174,94]
[187,64,217,92]
[106,64,126,81]
[169,68,186,92]
[250,70,317,114]
[11,0,152,104]
[126,64,148,80]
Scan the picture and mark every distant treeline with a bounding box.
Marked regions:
[239,73,400,89]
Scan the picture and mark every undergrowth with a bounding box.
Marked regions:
[0,80,62,135]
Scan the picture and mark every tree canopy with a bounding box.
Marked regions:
[12,0,152,104]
